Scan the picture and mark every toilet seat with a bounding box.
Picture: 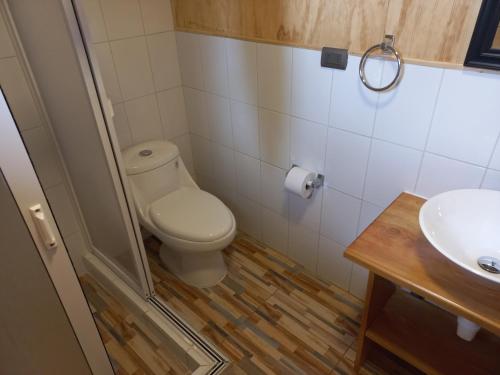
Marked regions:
[149,187,233,243]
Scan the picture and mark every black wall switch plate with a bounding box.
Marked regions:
[321,47,348,70]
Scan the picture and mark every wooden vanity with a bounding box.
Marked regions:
[345,193,500,375]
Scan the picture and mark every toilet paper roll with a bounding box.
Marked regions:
[284,167,315,199]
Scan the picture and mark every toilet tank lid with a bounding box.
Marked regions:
[122,140,179,175]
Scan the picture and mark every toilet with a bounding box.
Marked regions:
[122,140,236,288]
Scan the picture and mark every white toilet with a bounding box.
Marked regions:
[122,140,236,288]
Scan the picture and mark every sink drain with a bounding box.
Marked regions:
[477,256,500,274]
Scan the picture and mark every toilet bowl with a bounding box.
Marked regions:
[122,140,236,288]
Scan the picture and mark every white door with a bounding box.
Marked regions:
[0,89,114,375]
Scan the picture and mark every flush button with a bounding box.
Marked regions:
[139,149,153,157]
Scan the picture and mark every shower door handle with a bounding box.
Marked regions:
[30,204,57,250]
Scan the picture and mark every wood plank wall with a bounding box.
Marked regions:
[171,0,483,67]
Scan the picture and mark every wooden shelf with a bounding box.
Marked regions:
[366,290,500,375]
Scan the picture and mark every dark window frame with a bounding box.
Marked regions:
[465,0,500,70]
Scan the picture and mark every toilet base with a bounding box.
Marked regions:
[159,244,227,288]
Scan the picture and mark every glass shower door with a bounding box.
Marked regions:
[4,0,154,297]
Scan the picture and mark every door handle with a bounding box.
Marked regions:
[30,204,57,250]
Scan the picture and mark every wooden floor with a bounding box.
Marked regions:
[81,275,196,375]
[145,234,385,375]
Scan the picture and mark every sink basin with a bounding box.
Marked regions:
[419,189,500,284]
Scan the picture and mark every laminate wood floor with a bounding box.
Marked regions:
[145,234,387,375]
[81,275,196,375]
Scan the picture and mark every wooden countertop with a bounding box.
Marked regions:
[345,193,500,336]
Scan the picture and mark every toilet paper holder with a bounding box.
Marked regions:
[288,164,324,191]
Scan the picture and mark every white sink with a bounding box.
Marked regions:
[419,189,500,284]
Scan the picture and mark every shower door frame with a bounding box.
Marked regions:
[59,0,156,298]
[0,88,114,375]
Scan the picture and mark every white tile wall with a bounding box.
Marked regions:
[226,39,258,106]
[292,48,332,125]
[139,0,173,34]
[257,44,292,113]
[100,0,144,40]
[329,55,381,136]
[364,139,422,207]
[111,37,155,101]
[427,69,500,166]
[175,32,500,299]
[124,94,163,142]
[231,101,260,158]
[200,36,229,97]
[415,153,485,197]
[290,117,327,173]
[324,128,370,198]
[259,109,290,169]
[146,32,181,91]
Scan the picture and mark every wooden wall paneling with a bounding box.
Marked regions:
[171,0,483,66]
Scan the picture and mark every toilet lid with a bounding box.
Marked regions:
[149,187,233,242]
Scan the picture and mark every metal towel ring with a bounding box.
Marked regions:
[359,35,402,92]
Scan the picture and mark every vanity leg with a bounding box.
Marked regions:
[354,272,395,373]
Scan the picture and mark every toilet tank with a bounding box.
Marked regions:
[122,141,181,217]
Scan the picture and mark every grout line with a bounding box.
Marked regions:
[412,68,446,193]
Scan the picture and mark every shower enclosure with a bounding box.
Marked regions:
[5,0,154,298]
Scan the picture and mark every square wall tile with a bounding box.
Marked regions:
[147,32,181,91]
[364,139,422,207]
[260,162,288,216]
[320,188,362,247]
[374,63,443,149]
[226,39,258,105]
[183,88,209,138]
[259,109,290,169]
[93,42,122,103]
[110,37,154,100]
[235,152,261,203]
[488,141,500,171]
[289,187,323,232]
[176,32,203,89]
[330,55,381,136]
[324,128,370,198]
[288,222,319,274]
[100,0,144,40]
[45,184,80,237]
[78,0,108,43]
[190,134,213,177]
[234,194,261,240]
[200,35,229,97]
[317,236,352,290]
[261,208,289,254]
[427,69,500,166]
[349,264,369,300]
[212,144,236,190]
[257,43,292,113]
[292,48,333,125]
[21,127,64,189]
[482,169,500,190]
[124,94,163,143]
[157,87,188,139]
[357,201,384,235]
[0,57,41,131]
[205,93,233,148]
[139,0,173,34]
[415,153,485,198]
[231,101,260,158]
[111,103,132,149]
[290,117,327,173]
